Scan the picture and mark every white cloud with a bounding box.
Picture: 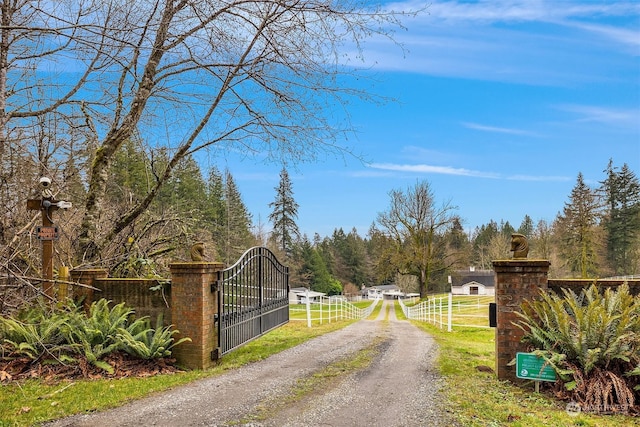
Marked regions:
[507,174,571,182]
[369,162,500,178]
[389,0,640,26]
[462,122,538,136]
[361,1,640,83]
[565,21,640,54]
[369,162,572,182]
[556,104,640,129]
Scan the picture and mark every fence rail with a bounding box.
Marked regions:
[399,293,493,331]
[290,295,380,326]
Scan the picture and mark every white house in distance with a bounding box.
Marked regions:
[365,284,420,300]
[450,267,495,296]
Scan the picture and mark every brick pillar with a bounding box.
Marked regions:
[70,268,108,310]
[492,260,549,382]
[169,262,224,370]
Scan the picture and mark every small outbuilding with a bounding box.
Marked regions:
[450,267,495,296]
[289,287,327,304]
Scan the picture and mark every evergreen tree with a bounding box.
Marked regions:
[500,220,515,236]
[601,161,640,275]
[446,217,471,268]
[471,220,499,269]
[556,173,601,278]
[295,237,341,295]
[269,168,300,257]
[223,170,255,263]
[151,153,209,224]
[204,167,227,251]
[108,146,210,275]
[109,139,151,208]
[517,215,535,238]
[316,234,336,277]
[333,228,368,287]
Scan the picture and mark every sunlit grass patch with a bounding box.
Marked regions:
[0,317,355,426]
[412,319,638,427]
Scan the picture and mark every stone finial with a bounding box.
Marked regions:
[190,242,205,261]
[510,234,529,259]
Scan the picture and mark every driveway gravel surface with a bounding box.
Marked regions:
[46,299,456,427]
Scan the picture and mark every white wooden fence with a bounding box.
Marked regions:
[398,293,493,331]
[290,295,380,327]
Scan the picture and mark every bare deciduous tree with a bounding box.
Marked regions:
[376,180,459,298]
[1,0,408,265]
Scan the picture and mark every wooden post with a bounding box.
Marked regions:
[58,266,69,300]
[27,198,59,299]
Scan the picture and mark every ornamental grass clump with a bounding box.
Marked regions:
[515,284,640,414]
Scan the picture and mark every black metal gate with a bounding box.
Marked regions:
[214,246,289,358]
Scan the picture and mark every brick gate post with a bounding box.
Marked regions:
[492,259,549,382]
[169,262,224,370]
[70,268,109,309]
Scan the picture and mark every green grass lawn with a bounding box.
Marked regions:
[403,307,639,426]
[2,301,636,427]
[0,319,354,427]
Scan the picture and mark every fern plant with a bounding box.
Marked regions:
[118,314,191,360]
[515,284,640,413]
[64,300,135,373]
[0,306,75,361]
[1,299,189,377]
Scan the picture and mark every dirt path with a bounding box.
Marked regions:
[46,300,455,427]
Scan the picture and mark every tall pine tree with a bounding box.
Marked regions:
[556,173,601,278]
[223,170,255,263]
[517,215,535,238]
[269,168,300,256]
[601,160,640,275]
[204,167,227,250]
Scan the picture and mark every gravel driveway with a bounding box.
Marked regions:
[46,299,456,427]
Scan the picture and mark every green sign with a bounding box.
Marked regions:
[516,352,557,382]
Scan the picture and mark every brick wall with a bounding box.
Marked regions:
[94,278,171,325]
[69,268,109,311]
[72,264,224,370]
[492,260,550,383]
[70,269,171,324]
[548,278,640,296]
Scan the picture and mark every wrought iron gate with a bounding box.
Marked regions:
[214,246,289,358]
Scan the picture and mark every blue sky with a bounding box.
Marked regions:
[210,0,640,238]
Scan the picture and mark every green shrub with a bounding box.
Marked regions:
[0,305,76,361]
[118,314,190,360]
[63,300,136,373]
[515,284,640,413]
[0,299,188,376]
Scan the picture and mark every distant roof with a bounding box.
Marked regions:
[451,269,495,287]
[368,284,400,291]
[290,287,326,297]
